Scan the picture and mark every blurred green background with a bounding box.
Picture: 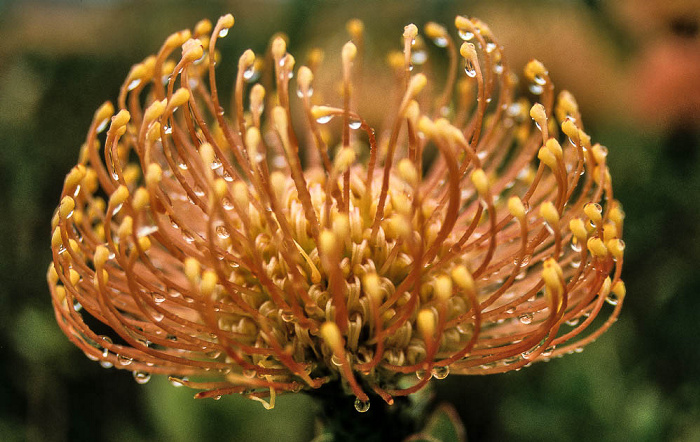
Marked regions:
[1,0,699,440]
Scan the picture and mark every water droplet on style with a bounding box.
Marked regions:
[315,115,333,125]
[432,365,449,379]
[565,317,580,326]
[354,398,370,412]
[96,119,109,133]
[296,87,313,98]
[518,313,533,324]
[464,62,477,78]
[216,225,230,239]
[515,254,531,267]
[411,50,428,65]
[170,376,188,387]
[605,293,619,306]
[529,84,543,95]
[458,29,474,41]
[243,65,256,81]
[117,354,133,366]
[133,371,151,384]
[127,79,142,91]
[432,36,448,47]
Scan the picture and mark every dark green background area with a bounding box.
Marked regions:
[1,0,698,440]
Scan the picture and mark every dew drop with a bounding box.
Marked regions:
[354,398,370,412]
[152,312,164,322]
[218,28,229,38]
[315,115,333,124]
[542,346,555,357]
[138,225,159,238]
[415,369,431,380]
[348,119,362,130]
[529,84,544,95]
[96,119,109,134]
[584,202,603,214]
[243,369,257,379]
[243,65,256,81]
[127,79,142,91]
[100,336,112,358]
[605,293,619,306]
[518,313,534,324]
[163,125,173,135]
[456,323,473,334]
[458,29,474,41]
[296,86,313,98]
[117,354,133,366]
[170,376,187,387]
[213,395,222,400]
[411,50,428,65]
[565,317,580,326]
[100,361,113,369]
[521,349,536,360]
[133,371,151,384]
[533,74,546,86]
[182,231,195,244]
[485,42,497,53]
[515,254,531,267]
[507,103,522,117]
[432,36,448,47]
[431,365,449,380]
[544,222,555,235]
[464,61,477,78]
[216,225,230,239]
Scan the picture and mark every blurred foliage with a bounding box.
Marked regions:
[1,0,699,441]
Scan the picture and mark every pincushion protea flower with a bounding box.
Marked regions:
[48,13,626,413]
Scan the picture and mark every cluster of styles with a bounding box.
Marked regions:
[48,14,626,412]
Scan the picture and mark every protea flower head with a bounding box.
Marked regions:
[48,13,626,411]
